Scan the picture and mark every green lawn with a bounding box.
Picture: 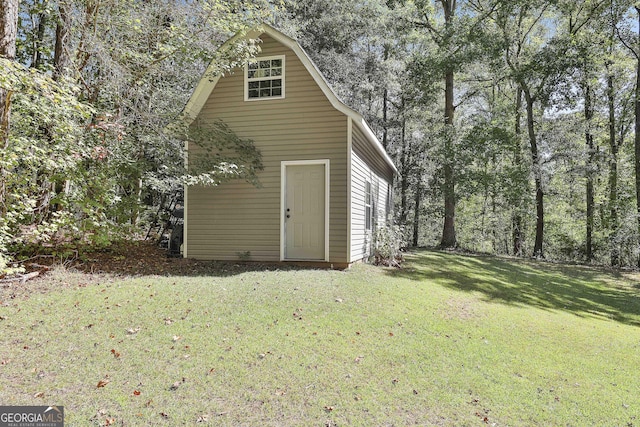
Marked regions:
[1,250,640,426]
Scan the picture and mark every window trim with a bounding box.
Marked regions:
[244,55,285,101]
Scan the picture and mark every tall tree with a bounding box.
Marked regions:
[616,3,640,266]
[604,6,634,265]
[492,0,569,258]
[0,0,19,215]
[411,0,497,249]
[0,0,18,146]
[412,0,461,249]
[559,0,610,261]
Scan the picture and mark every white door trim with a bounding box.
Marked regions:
[280,159,330,261]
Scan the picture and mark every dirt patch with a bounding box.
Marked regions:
[4,240,308,286]
[70,240,201,276]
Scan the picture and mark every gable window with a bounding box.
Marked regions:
[365,180,372,231]
[245,55,285,101]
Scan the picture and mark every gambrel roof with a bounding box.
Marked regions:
[181,23,397,175]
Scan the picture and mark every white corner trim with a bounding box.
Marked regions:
[182,137,189,258]
[280,159,330,262]
[346,117,353,263]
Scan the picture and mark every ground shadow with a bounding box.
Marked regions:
[387,249,640,327]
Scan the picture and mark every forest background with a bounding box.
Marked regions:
[2,0,640,271]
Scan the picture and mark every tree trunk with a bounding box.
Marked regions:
[440,68,457,248]
[636,8,640,267]
[439,0,457,249]
[523,87,544,258]
[0,0,19,215]
[0,0,18,146]
[399,117,409,225]
[54,0,72,80]
[512,86,524,256]
[413,166,423,247]
[606,67,620,266]
[32,11,48,69]
[584,80,595,262]
[382,87,388,150]
[382,45,389,150]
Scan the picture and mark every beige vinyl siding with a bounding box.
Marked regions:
[350,151,370,261]
[351,125,395,183]
[187,34,348,262]
[350,125,393,262]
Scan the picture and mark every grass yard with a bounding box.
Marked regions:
[1,250,640,426]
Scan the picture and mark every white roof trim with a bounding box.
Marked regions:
[179,23,398,175]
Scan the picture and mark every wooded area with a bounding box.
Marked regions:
[2,0,640,270]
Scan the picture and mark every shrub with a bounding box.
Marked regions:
[373,223,405,267]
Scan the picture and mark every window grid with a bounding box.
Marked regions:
[365,181,372,231]
[246,56,284,100]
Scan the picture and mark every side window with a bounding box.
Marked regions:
[245,55,285,101]
[365,180,372,231]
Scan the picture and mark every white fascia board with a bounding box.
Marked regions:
[350,114,399,176]
[178,26,266,126]
[181,74,222,124]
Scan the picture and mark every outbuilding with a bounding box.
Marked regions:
[180,24,397,268]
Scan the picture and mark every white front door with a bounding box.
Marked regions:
[283,162,327,260]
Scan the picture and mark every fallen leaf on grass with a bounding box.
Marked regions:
[172,335,181,342]
[110,349,120,358]
[126,327,140,335]
[169,378,185,391]
[475,412,489,424]
[133,390,141,396]
[33,391,45,398]
[324,406,334,412]
[104,418,115,426]
[159,412,169,419]
[97,379,110,388]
